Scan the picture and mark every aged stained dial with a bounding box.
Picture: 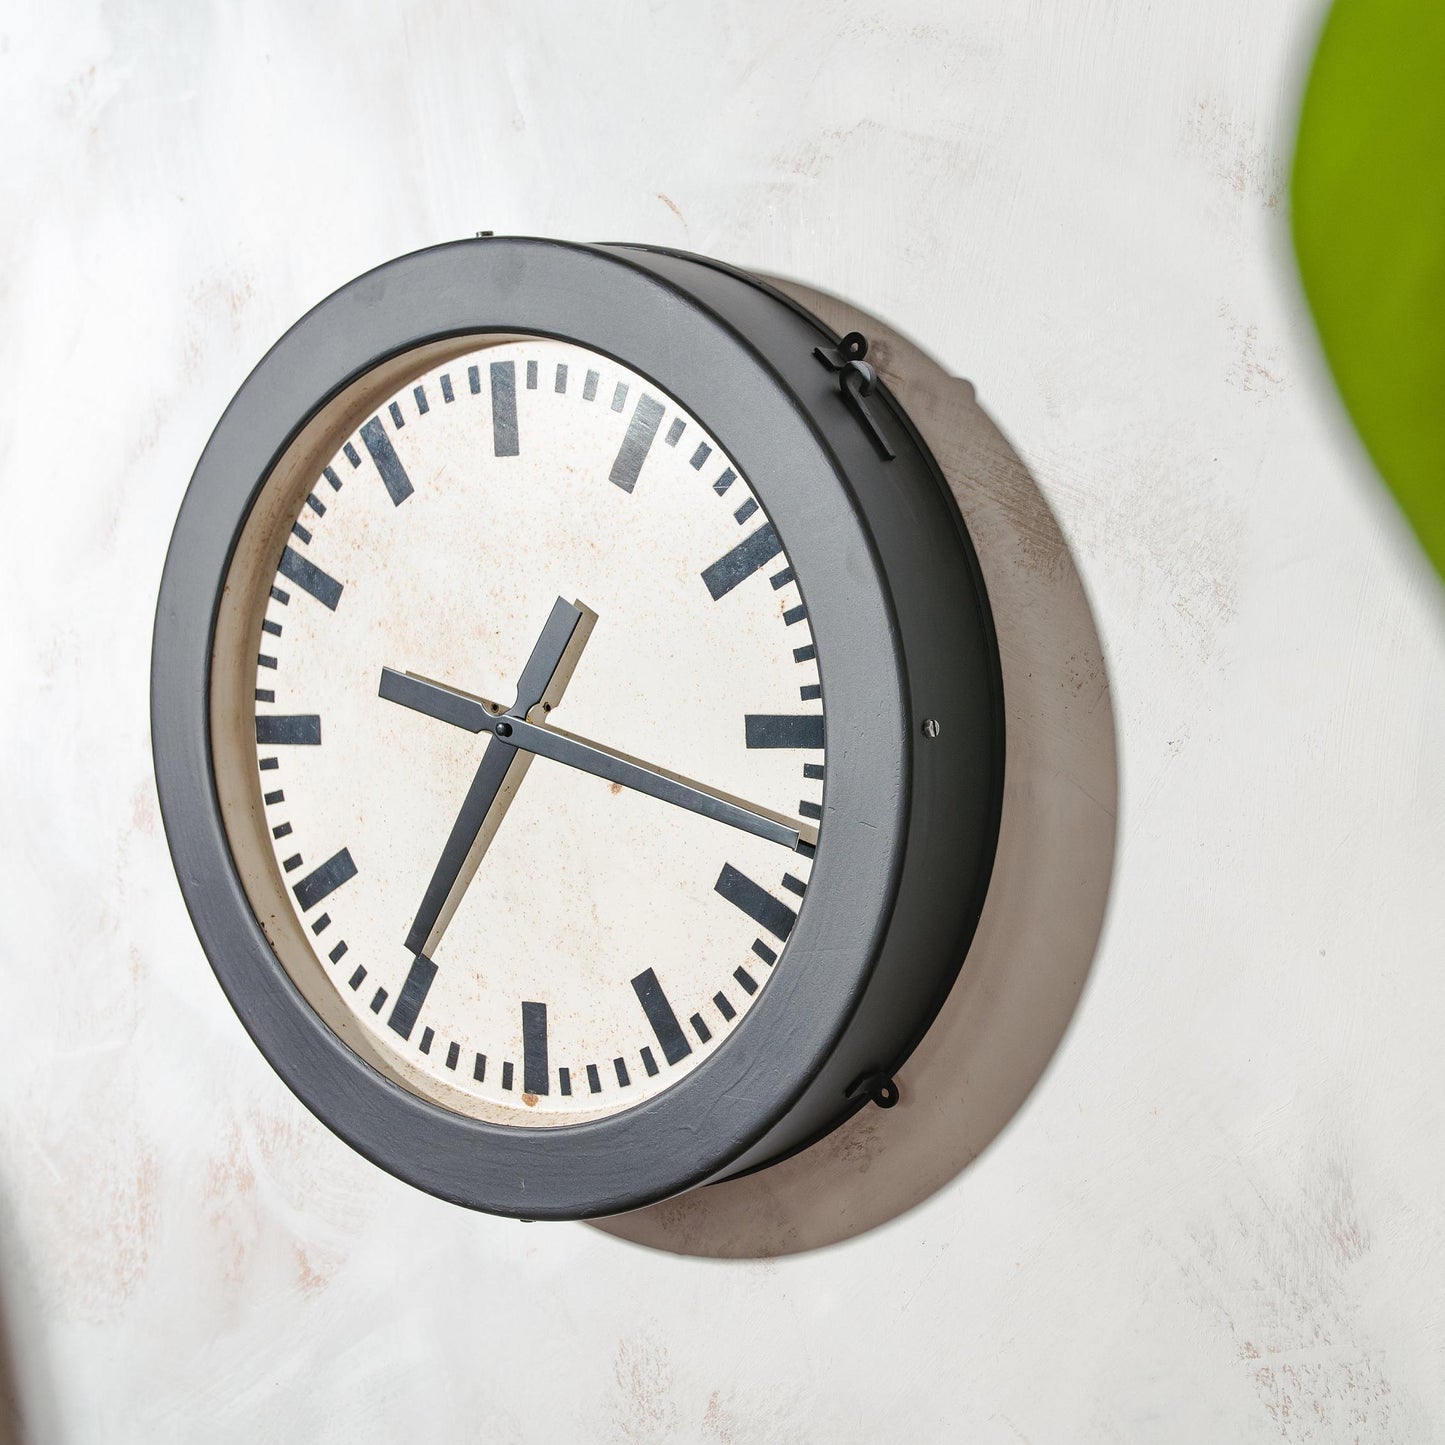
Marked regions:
[154,238,1005,1218]
[251,338,823,1124]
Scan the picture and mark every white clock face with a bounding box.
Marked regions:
[242,338,824,1126]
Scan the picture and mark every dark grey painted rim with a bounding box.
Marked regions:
[152,238,913,1219]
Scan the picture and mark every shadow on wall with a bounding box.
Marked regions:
[0,1181,59,1445]
[0,1283,21,1445]
[594,280,1119,1259]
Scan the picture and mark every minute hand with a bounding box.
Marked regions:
[378,669,817,853]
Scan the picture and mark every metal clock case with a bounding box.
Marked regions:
[151,237,1004,1220]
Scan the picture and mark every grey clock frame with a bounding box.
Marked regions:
[151,237,1004,1220]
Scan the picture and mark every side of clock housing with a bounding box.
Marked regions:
[601,247,1006,1181]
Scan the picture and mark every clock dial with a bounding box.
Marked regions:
[245,338,824,1126]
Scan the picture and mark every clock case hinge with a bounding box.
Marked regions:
[845,1069,901,1109]
[812,332,898,461]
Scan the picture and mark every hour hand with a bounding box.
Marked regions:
[379,667,496,733]
[380,601,596,732]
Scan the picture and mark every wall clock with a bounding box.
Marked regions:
[152,238,1005,1220]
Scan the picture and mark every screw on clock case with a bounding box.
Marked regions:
[151,237,1004,1219]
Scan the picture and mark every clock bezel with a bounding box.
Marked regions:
[207,329,830,1127]
[152,237,1003,1218]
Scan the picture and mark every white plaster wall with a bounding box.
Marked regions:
[3,2,1444,1441]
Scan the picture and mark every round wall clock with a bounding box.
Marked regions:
[152,238,1004,1220]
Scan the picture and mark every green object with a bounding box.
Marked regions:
[1293,0,1445,579]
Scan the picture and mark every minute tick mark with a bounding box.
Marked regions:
[387,954,438,1041]
[293,848,358,912]
[522,1001,550,1096]
[277,546,343,610]
[702,524,784,600]
[491,360,519,457]
[715,863,796,941]
[610,394,665,493]
[360,416,414,505]
[631,968,691,1065]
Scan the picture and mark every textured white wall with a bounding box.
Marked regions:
[4,1,1444,1441]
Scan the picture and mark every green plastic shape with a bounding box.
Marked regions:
[1293,0,1445,579]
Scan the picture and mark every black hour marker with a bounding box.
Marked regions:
[713,468,736,495]
[526,360,538,389]
[445,1041,459,1071]
[255,714,320,746]
[800,683,822,701]
[664,417,685,446]
[292,848,357,911]
[609,393,665,493]
[701,524,784,600]
[419,1027,434,1055]
[559,1066,572,1094]
[715,863,797,941]
[502,1061,514,1091]
[554,363,568,393]
[733,966,757,994]
[440,373,455,403]
[468,364,480,394]
[586,1063,602,1094]
[305,492,325,516]
[387,953,437,1040]
[522,1001,549,1096]
[277,546,343,610]
[782,874,807,897]
[744,714,824,750]
[734,498,758,525]
[329,941,348,963]
[343,441,361,468]
[614,1057,631,1087]
[388,401,404,428]
[348,964,366,989]
[689,442,712,469]
[324,465,343,491]
[611,381,628,412]
[582,369,598,401]
[641,1047,659,1077]
[631,968,692,1065]
[690,1013,712,1043]
[291,522,311,545]
[360,416,414,505]
[752,940,777,966]
[713,992,736,1022]
[491,360,519,457]
[413,384,429,415]
[803,762,825,780]
[473,1053,487,1082]
[793,643,817,663]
